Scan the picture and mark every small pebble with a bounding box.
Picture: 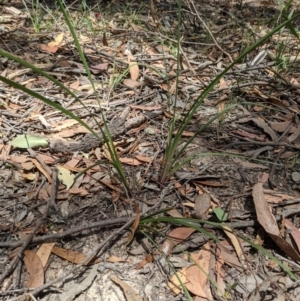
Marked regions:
[292,172,300,182]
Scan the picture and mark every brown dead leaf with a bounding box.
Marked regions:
[40,44,59,53]
[5,6,22,14]
[0,145,11,161]
[21,161,34,170]
[128,202,140,243]
[215,252,226,297]
[218,244,245,272]
[180,131,195,137]
[253,105,265,112]
[65,157,81,168]
[261,172,269,183]
[135,155,153,163]
[185,265,208,299]
[135,253,153,269]
[269,121,293,133]
[222,225,244,262]
[194,193,211,219]
[123,79,141,89]
[112,190,121,202]
[38,188,49,200]
[31,158,52,183]
[22,172,36,181]
[218,78,228,89]
[34,154,55,165]
[166,208,184,218]
[288,123,300,143]
[99,179,123,193]
[68,187,89,196]
[253,182,300,261]
[48,33,64,47]
[128,55,139,81]
[232,158,269,169]
[129,104,161,111]
[252,118,278,141]
[182,202,195,208]
[130,22,144,32]
[253,87,289,110]
[232,129,265,141]
[162,227,196,256]
[90,62,109,74]
[24,250,44,288]
[52,246,85,263]
[195,180,229,187]
[263,190,293,203]
[111,276,143,301]
[107,255,125,263]
[102,32,108,46]
[194,297,209,301]
[119,157,142,166]
[284,219,300,253]
[9,154,30,164]
[69,80,80,90]
[168,267,188,295]
[53,127,90,138]
[185,242,212,298]
[36,242,55,267]
[160,83,169,91]
[51,246,99,265]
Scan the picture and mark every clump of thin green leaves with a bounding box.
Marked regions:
[160,0,300,183]
[0,0,129,190]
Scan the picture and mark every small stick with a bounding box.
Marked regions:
[10,185,172,300]
[222,140,300,152]
[188,0,233,63]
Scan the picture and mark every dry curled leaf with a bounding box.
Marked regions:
[162,227,196,256]
[36,242,55,267]
[51,246,99,265]
[24,250,44,288]
[185,242,212,298]
[252,182,300,261]
[135,253,153,269]
[111,277,143,301]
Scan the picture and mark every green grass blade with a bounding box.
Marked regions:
[140,216,220,243]
[238,234,299,281]
[57,0,128,188]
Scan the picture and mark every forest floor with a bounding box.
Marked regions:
[1,0,300,300]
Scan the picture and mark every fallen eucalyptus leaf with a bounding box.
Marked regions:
[11,134,48,149]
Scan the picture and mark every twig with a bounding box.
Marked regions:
[269,147,286,189]
[49,168,59,211]
[245,146,273,159]
[272,251,300,271]
[222,140,300,152]
[14,184,173,299]
[0,217,131,248]
[178,36,196,75]
[211,81,274,96]
[27,148,52,179]
[188,0,233,62]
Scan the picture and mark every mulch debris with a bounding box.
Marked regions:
[1,0,300,300]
